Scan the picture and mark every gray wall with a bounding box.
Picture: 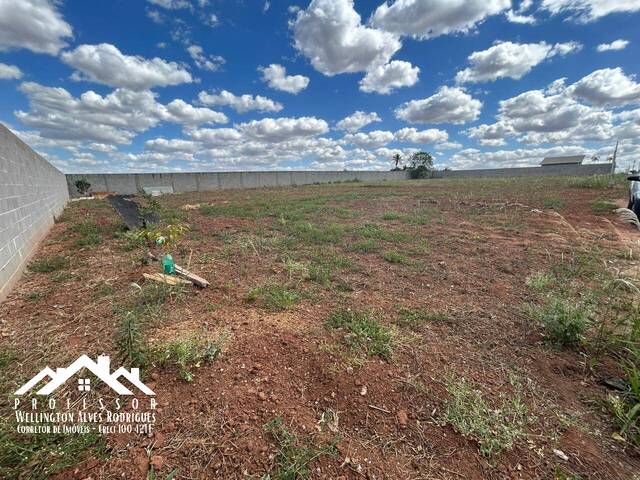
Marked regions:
[438,163,612,178]
[66,163,613,196]
[0,124,69,301]
[66,170,410,197]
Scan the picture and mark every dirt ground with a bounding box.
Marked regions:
[1,176,639,479]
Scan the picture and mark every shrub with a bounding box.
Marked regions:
[528,297,589,347]
[74,178,91,196]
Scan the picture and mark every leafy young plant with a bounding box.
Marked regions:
[528,297,589,348]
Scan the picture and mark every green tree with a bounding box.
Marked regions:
[408,151,434,179]
[74,178,91,196]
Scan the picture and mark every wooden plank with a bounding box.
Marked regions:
[147,253,210,288]
[143,272,192,286]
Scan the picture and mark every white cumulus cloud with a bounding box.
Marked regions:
[359,60,419,94]
[0,0,73,55]
[395,86,482,124]
[596,39,629,52]
[370,0,511,39]
[61,43,193,90]
[343,130,395,148]
[236,117,329,142]
[0,63,22,80]
[187,45,225,71]
[336,111,382,132]
[569,67,640,107]
[542,0,640,22]
[292,0,401,76]
[455,40,581,84]
[259,64,310,94]
[395,127,448,144]
[198,90,283,113]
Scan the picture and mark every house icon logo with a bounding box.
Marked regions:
[15,355,155,396]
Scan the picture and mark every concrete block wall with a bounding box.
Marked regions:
[0,124,69,301]
[66,170,410,197]
[66,164,613,197]
[438,163,612,178]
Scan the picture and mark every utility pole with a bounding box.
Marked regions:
[611,140,618,174]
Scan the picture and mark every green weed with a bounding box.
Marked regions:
[527,297,589,348]
[326,308,394,360]
[150,332,227,382]
[29,255,69,273]
[246,283,300,310]
[443,375,529,458]
[263,418,338,480]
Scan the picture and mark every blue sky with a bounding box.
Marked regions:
[0,0,639,173]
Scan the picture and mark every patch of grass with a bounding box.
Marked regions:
[569,174,621,189]
[22,291,42,301]
[382,250,422,268]
[150,332,227,382]
[397,307,448,328]
[525,272,555,291]
[590,198,617,213]
[29,255,69,273]
[326,308,394,360]
[443,375,529,458]
[527,297,589,348]
[69,218,102,247]
[543,198,565,210]
[355,223,407,243]
[286,221,345,245]
[382,250,411,265]
[0,351,14,369]
[246,283,300,310]
[114,283,181,367]
[381,211,402,221]
[350,239,380,253]
[0,420,108,480]
[263,417,338,480]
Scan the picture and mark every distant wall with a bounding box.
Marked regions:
[66,170,410,197]
[0,124,69,301]
[66,163,614,196]
[438,163,612,178]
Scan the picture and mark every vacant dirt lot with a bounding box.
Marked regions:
[1,175,639,479]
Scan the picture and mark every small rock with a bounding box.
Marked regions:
[553,449,569,461]
[396,410,408,427]
[258,391,268,401]
[360,386,367,396]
